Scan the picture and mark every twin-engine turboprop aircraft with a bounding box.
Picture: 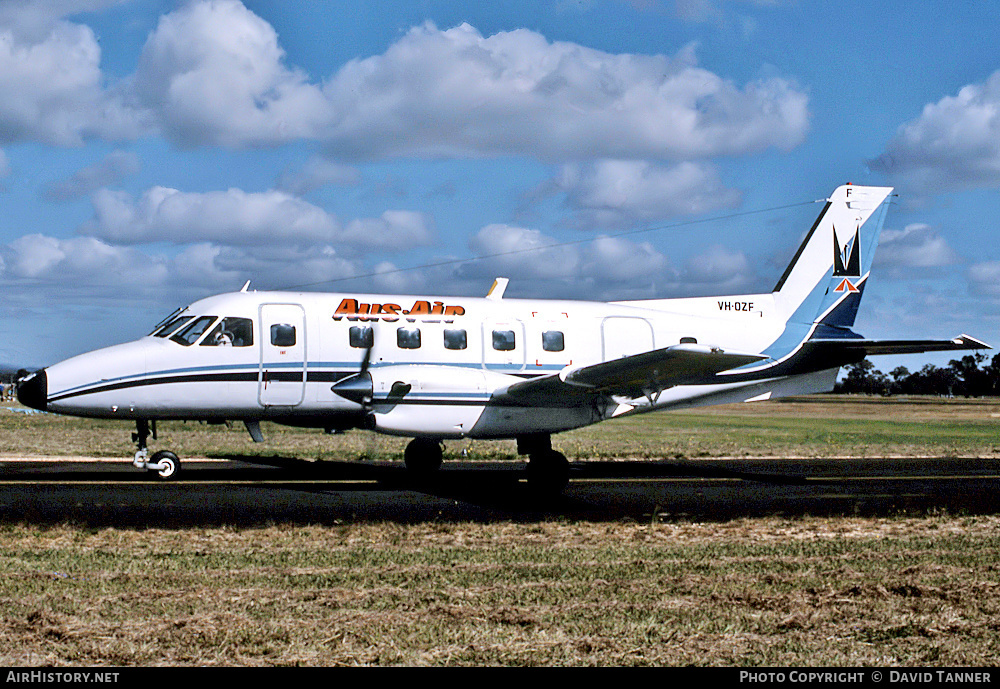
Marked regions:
[17,184,988,491]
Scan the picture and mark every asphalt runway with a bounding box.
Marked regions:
[1,454,998,526]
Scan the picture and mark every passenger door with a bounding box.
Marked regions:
[601,316,655,361]
[482,318,525,373]
[258,303,307,407]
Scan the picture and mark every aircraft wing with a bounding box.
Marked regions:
[494,344,768,406]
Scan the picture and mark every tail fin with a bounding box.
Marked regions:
[772,184,893,337]
[758,184,985,368]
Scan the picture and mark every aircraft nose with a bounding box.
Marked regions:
[16,369,47,411]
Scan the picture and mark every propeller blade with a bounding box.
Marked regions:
[360,328,374,373]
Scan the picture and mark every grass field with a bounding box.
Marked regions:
[3,395,1000,462]
[2,395,999,666]
[2,518,999,666]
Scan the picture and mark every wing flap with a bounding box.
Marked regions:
[495,344,767,406]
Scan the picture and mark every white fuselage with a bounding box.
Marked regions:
[37,288,834,439]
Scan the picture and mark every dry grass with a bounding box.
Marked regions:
[1,517,999,666]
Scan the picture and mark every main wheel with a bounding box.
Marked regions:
[526,450,569,495]
[404,438,443,477]
[149,450,180,480]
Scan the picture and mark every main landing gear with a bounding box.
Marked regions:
[519,434,570,495]
[404,437,443,478]
[402,434,571,494]
[131,419,180,479]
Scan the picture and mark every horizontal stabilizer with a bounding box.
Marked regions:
[802,334,989,368]
[495,344,766,406]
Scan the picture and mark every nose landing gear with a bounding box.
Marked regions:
[131,420,181,479]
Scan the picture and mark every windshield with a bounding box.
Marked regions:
[149,307,188,335]
[170,316,218,346]
[153,315,194,338]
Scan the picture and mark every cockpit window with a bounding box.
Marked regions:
[150,307,187,335]
[153,315,194,338]
[201,317,254,347]
[170,316,218,346]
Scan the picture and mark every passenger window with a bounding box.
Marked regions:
[542,331,565,352]
[443,329,467,350]
[349,326,374,348]
[202,318,254,347]
[492,330,516,351]
[171,316,217,346]
[270,324,296,347]
[397,327,421,349]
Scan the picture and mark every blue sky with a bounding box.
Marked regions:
[2,0,1000,371]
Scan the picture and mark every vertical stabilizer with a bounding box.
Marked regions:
[772,184,893,334]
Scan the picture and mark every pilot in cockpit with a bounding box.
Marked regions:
[202,317,253,348]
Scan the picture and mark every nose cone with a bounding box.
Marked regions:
[17,369,47,411]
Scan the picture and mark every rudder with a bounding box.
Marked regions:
[772,184,893,335]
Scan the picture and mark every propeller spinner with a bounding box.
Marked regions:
[331,334,374,407]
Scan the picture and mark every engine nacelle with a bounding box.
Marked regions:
[370,365,490,437]
[331,364,518,438]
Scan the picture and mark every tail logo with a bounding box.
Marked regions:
[833,278,860,293]
[832,225,862,293]
[833,226,861,278]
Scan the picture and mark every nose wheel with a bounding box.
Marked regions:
[131,420,182,479]
[148,450,180,479]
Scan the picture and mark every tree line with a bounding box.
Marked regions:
[835,353,1000,397]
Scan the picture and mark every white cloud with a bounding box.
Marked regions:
[369,261,426,293]
[680,243,753,290]
[122,2,809,156]
[0,1,127,41]
[464,223,670,297]
[581,235,670,282]
[968,260,1000,298]
[341,211,435,251]
[0,2,809,160]
[0,232,370,299]
[209,244,362,290]
[43,150,140,201]
[875,223,961,275]
[275,157,360,195]
[319,24,808,160]
[550,159,742,227]
[83,186,338,245]
[0,12,139,145]
[872,71,1000,193]
[80,185,434,253]
[462,222,759,299]
[469,224,584,280]
[4,233,167,286]
[132,0,329,148]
